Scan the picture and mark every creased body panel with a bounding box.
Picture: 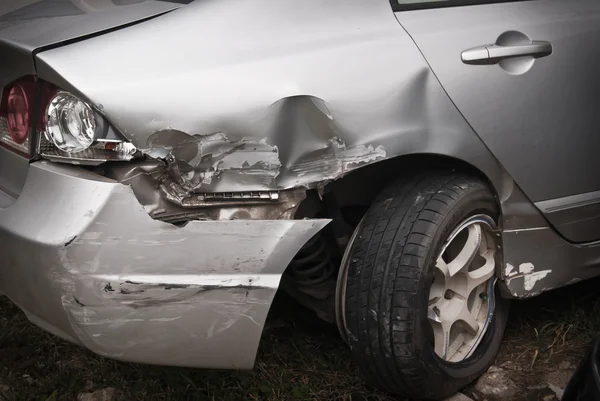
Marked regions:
[36,0,509,196]
[0,161,328,368]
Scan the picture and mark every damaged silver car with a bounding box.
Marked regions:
[1,0,600,399]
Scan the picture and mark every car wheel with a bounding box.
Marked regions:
[338,172,509,400]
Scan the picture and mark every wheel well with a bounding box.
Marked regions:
[295,153,498,221]
[285,154,500,323]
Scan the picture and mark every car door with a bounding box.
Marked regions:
[393,0,600,243]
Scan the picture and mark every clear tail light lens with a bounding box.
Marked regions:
[1,77,137,164]
[45,92,97,153]
[38,86,137,165]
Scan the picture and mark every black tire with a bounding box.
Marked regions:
[343,171,509,400]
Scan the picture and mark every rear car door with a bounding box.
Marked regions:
[393,0,600,242]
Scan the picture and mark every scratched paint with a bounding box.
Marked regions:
[286,137,387,185]
[505,262,552,292]
[0,162,331,368]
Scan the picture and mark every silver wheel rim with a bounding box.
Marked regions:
[335,216,363,344]
[428,215,498,363]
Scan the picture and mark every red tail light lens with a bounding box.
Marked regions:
[0,76,35,157]
[7,83,32,144]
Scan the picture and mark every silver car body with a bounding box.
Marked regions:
[1,0,600,368]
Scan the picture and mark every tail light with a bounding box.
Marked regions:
[37,82,137,165]
[0,76,36,158]
[1,76,137,164]
[45,91,97,153]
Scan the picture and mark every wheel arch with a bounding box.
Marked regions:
[323,152,509,216]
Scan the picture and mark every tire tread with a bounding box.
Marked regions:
[345,172,504,399]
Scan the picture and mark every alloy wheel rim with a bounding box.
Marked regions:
[335,216,363,344]
[427,215,498,363]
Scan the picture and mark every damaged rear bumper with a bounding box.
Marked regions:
[0,161,328,368]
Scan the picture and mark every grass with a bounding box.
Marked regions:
[2,278,600,401]
[499,278,600,370]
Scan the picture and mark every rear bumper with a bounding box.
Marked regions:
[0,161,328,368]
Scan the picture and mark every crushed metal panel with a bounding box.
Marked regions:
[0,162,330,368]
[139,99,389,196]
[285,137,387,185]
[100,160,307,222]
[60,211,329,367]
[155,132,282,192]
[36,0,508,195]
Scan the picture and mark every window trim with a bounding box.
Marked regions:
[391,0,533,12]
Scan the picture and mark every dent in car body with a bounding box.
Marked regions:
[12,0,600,306]
[35,0,511,199]
[0,161,329,368]
[157,132,282,192]
[128,123,387,203]
[99,159,307,222]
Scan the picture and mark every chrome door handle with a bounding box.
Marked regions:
[462,41,552,65]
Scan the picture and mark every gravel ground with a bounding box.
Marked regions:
[1,278,599,401]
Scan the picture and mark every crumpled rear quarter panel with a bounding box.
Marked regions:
[0,162,328,368]
[35,0,507,194]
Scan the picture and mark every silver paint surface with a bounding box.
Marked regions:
[395,0,600,241]
[35,0,509,196]
[499,185,600,298]
[535,190,600,243]
[0,0,181,86]
[0,161,328,368]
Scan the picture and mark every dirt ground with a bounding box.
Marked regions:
[465,278,600,401]
[1,278,599,401]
